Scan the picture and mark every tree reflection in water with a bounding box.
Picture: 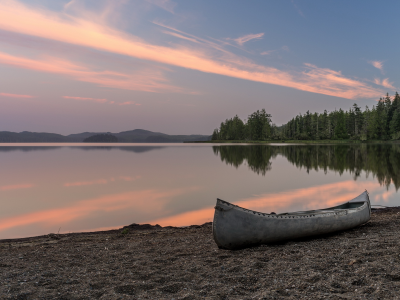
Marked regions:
[213,144,400,190]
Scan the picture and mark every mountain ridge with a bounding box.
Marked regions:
[0,130,211,143]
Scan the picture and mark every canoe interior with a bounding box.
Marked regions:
[327,202,364,210]
[271,201,366,216]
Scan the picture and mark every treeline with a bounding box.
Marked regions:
[212,92,400,141]
[212,144,400,190]
[211,109,280,141]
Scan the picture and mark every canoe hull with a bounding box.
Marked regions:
[213,191,370,249]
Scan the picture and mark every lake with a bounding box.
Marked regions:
[0,143,399,239]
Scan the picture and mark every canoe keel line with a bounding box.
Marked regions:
[213,191,371,250]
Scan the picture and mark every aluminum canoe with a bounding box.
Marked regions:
[213,191,371,250]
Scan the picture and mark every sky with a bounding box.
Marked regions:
[0,0,399,135]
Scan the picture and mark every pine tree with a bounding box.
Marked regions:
[390,92,400,138]
[211,129,219,140]
[390,108,400,139]
[353,103,363,137]
[347,108,355,137]
[334,109,347,139]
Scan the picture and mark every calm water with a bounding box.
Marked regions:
[1,143,399,239]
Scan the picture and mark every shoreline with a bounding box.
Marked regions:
[0,222,201,244]
[1,207,400,299]
[188,140,400,144]
[0,207,390,244]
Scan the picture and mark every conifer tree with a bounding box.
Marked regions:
[334,109,347,139]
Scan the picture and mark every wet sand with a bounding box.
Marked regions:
[1,208,400,299]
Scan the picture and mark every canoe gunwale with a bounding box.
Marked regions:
[215,197,369,220]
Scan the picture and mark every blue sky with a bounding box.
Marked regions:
[0,0,398,134]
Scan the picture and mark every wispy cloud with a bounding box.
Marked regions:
[233,33,264,46]
[162,31,200,43]
[63,96,108,103]
[260,46,289,56]
[0,51,183,93]
[0,92,34,98]
[63,0,76,10]
[291,0,305,18]
[155,21,237,54]
[369,60,384,71]
[299,63,384,99]
[146,0,176,13]
[0,184,34,191]
[374,78,395,89]
[0,0,385,99]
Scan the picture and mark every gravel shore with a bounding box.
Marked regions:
[1,208,400,299]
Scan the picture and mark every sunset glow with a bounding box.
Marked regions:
[0,0,397,134]
[150,180,382,227]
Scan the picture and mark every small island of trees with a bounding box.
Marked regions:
[212,92,400,141]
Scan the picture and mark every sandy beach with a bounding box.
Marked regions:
[1,208,400,299]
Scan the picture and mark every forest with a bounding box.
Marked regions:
[211,92,400,141]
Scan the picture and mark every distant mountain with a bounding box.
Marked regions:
[0,131,75,143]
[0,129,211,143]
[83,134,118,143]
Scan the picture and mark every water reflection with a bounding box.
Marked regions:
[0,146,165,154]
[213,144,400,190]
[0,146,62,152]
[0,144,398,239]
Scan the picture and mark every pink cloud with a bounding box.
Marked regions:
[0,184,34,191]
[0,0,384,99]
[0,92,34,98]
[369,60,383,71]
[300,63,384,99]
[154,22,238,55]
[0,51,184,93]
[63,96,108,103]
[233,33,264,46]
[162,31,200,43]
[374,78,395,89]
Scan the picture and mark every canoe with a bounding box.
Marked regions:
[213,191,371,250]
